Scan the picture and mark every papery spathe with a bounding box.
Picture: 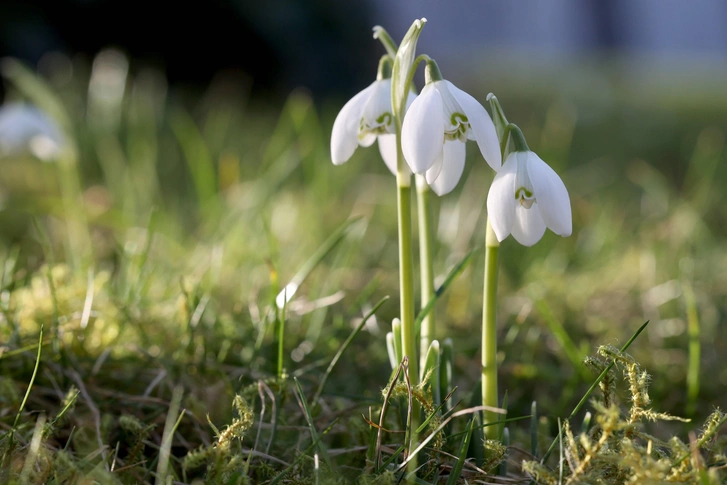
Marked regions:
[487,150,571,246]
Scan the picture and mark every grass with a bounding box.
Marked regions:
[0,51,726,483]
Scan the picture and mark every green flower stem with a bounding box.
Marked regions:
[390,22,427,478]
[482,218,500,441]
[395,106,419,480]
[395,149,418,388]
[415,175,436,374]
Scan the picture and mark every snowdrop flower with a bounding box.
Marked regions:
[487,148,572,246]
[0,103,66,161]
[401,60,500,195]
[330,69,416,175]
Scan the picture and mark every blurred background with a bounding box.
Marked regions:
[1,0,727,435]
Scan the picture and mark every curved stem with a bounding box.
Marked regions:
[397,54,431,116]
[372,26,398,59]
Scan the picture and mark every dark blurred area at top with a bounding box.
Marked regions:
[0,0,377,100]
[2,0,727,101]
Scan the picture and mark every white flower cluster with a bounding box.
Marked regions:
[330,20,572,246]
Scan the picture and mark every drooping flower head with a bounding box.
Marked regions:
[487,125,572,246]
[401,60,501,195]
[330,56,415,175]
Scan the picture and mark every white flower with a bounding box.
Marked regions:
[401,80,501,195]
[0,103,65,161]
[330,79,415,175]
[487,150,572,246]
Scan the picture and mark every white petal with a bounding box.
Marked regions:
[377,134,399,176]
[425,149,443,185]
[358,132,377,147]
[404,90,418,110]
[361,79,394,135]
[446,81,501,171]
[402,83,444,173]
[486,152,518,241]
[330,82,376,165]
[510,206,547,246]
[526,152,572,236]
[429,140,466,196]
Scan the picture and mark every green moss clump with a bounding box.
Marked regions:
[523,346,727,484]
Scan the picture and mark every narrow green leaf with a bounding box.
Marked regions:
[170,109,217,207]
[446,417,475,485]
[684,281,700,416]
[415,248,477,334]
[294,378,333,471]
[530,401,539,459]
[276,216,364,308]
[1,326,44,467]
[536,299,589,380]
[541,320,650,464]
[155,386,185,485]
[313,296,389,403]
[269,419,338,485]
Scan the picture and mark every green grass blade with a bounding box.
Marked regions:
[398,405,506,472]
[683,281,700,416]
[415,248,477,334]
[557,418,564,485]
[277,298,286,379]
[1,327,44,467]
[499,390,508,441]
[377,444,406,474]
[13,329,44,424]
[499,427,510,476]
[448,415,530,440]
[155,386,185,485]
[0,58,72,132]
[420,339,440,406]
[294,378,333,471]
[386,332,398,370]
[446,417,475,485]
[672,413,727,466]
[276,216,364,308]
[269,417,338,485]
[536,299,589,380]
[313,296,389,403]
[416,387,457,434]
[392,318,403,371]
[170,109,217,207]
[530,401,538,459]
[541,320,650,464]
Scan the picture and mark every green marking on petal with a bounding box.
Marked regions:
[444,112,469,142]
[376,112,393,126]
[450,112,468,126]
[515,187,536,209]
[515,187,533,199]
[359,112,393,138]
